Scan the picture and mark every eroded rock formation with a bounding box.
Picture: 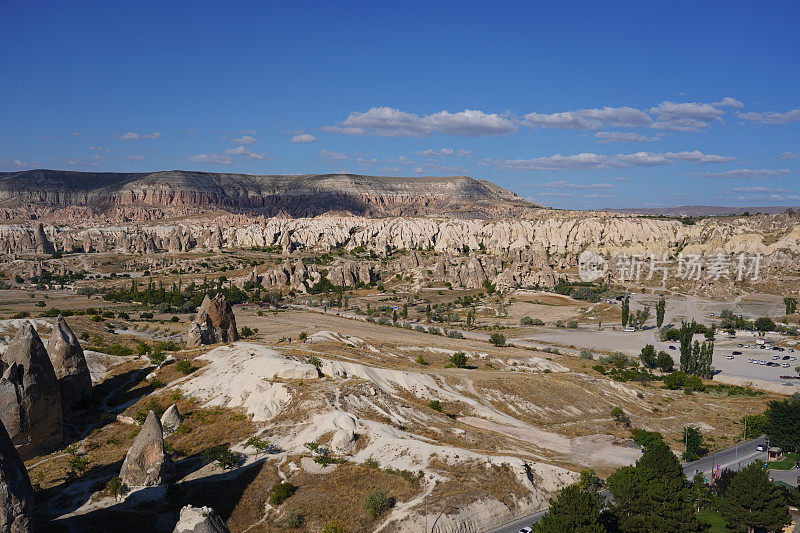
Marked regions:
[186,294,239,348]
[0,420,34,533]
[46,316,92,411]
[0,324,63,459]
[119,410,172,487]
[160,404,183,437]
[172,505,230,533]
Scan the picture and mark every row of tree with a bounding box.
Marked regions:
[679,321,714,378]
[536,440,792,532]
[620,295,666,330]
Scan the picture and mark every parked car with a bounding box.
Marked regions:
[782,363,790,368]
[757,444,766,451]
[732,351,742,355]
[726,355,734,360]
[738,343,744,347]
[783,356,791,360]
[668,345,676,350]
[748,358,753,363]
[773,355,780,360]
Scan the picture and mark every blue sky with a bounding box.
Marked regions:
[1,0,798,209]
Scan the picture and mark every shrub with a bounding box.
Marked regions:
[579,349,593,360]
[247,436,268,453]
[321,521,347,533]
[170,316,180,322]
[554,320,565,328]
[567,319,579,329]
[148,351,167,366]
[175,360,193,375]
[489,333,506,347]
[201,445,238,469]
[284,511,304,528]
[416,354,428,365]
[240,326,254,338]
[306,355,322,368]
[429,400,443,412]
[299,331,307,340]
[105,476,127,497]
[364,490,394,518]
[269,482,297,505]
[447,330,464,339]
[520,316,535,326]
[449,352,468,368]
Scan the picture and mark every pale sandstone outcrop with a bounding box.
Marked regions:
[172,505,230,533]
[0,419,34,533]
[119,410,172,487]
[0,324,63,459]
[186,294,238,348]
[46,316,92,411]
[160,404,183,437]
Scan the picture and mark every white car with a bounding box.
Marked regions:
[726,355,734,360]
[519,528,533,533]
[783,363,790,368]
[748,358,753,363]
[773,355,781,360]
[757,444,766,451]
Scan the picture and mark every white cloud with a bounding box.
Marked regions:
[291,134,318,143]
[187,153,234,165]
[712,97,744,108]
[648,101,725,131]
[530,180,614,189]
[0,158,35,170]
[319,149,346,161]
[484,150,733,171]
[71,131,81,136]
[583,193,613,199]
[538,192,572,197]
[55,154,105,167]
[119,155,145,160]
[523,106,652,131]
[412,148,471,157]
[115,131,161,140]
[595,131,661,143]
[697,168,791,179]
[230,135,258,145]
[738,109,800,124]
[322,107,517,137]
[242,129,258,135]
[780,151,800,160]
[89,146,111,152]
[224,146,266,159]
[731,186,789,193]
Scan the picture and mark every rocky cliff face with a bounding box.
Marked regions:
[0,324,63,460]
[0,420,34,533]
[172,505,230,533]
[0,169,529,218]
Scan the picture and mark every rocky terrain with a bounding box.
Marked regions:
[0,169,530,219]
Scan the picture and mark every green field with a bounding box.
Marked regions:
[768,452,799,471]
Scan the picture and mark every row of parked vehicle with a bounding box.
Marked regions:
[737,343,794,352]
[747,358,792,367]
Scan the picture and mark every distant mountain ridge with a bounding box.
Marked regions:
[0,169,534,218]
[604,205,800,217]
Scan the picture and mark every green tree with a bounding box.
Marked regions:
[689,472,712,512]
[754,316,776,332]
[656,296,666,328]
[763,393,800,451]
[682,426,706,461]
[621,296,630,327]
[656,351,675,373]
[607,441,703,532]
[489,332,506,347]
[720,460,790,533]
[784,297,797,315]
[534,484,607,533]
[640,344,657,368]
[364,490,394,518]
[679,321,693,372]
[611,406,630,426]
[449,352,468,368]
[741,413,767,440]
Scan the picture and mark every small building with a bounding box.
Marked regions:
[768,447,784,461]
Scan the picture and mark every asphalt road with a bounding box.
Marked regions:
[683,435,768,480]
[485,437,769,533]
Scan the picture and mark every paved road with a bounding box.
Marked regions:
[683,435,768,481]
[485,437,769,533]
